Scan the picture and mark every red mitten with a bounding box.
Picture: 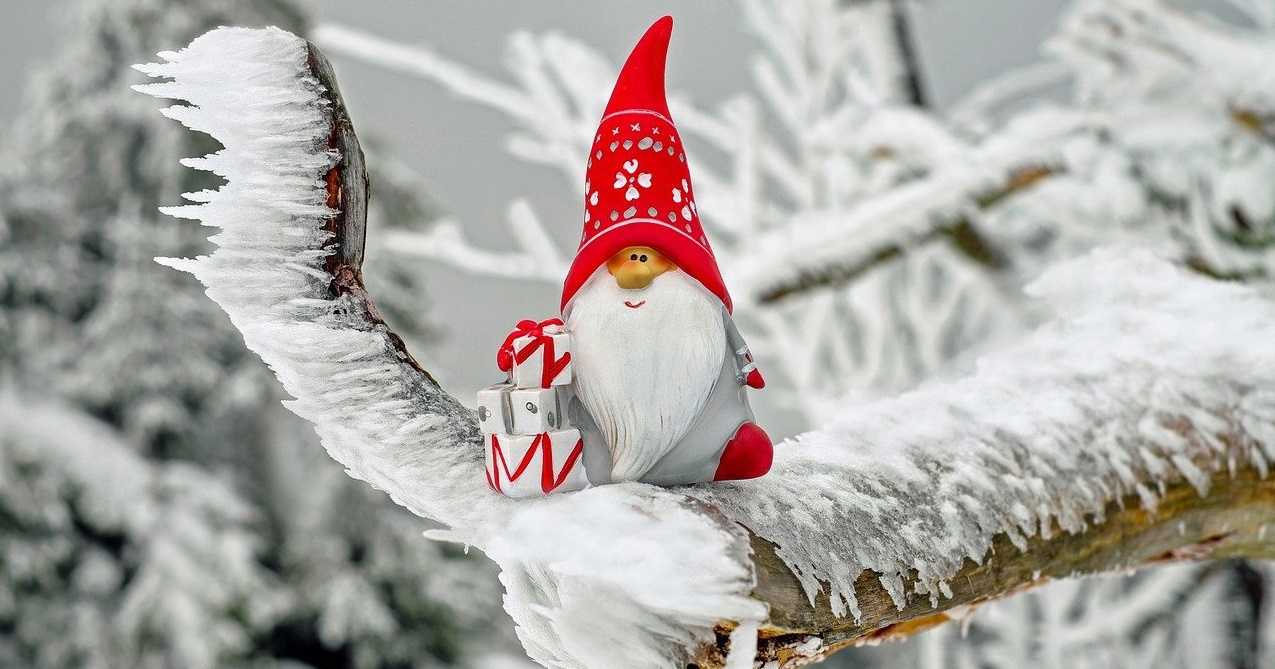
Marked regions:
[714,422,773,481]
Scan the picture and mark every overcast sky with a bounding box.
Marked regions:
[0,0,1235,437]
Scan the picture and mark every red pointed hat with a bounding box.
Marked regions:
[561,16,732,314]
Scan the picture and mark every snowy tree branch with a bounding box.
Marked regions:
[745,0,1275,305]
[739,134,1066,304]
[308,42,440,383]
[138,28,1275,669]
[695,469,1275,667]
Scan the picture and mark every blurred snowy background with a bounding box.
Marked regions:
[1,0,1272,668]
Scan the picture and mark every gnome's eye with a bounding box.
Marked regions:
[630,253,638,261]
[639,254,648,262]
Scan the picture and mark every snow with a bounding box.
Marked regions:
[695,246,1275,618]
[488,486,764,669]
[1,397,153,536]
[732,109,1087,303]
[137,20,1275,669]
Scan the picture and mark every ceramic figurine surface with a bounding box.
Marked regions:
[486,15,773,495]
[509,386,572,434]
[485,430,589,497]
[476,382,515,435]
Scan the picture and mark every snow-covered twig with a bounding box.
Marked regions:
[137,27,1275,669]
[744,0,1275,305]
[737,114,1083,303]
[311,23,528,120]
[948,60,1072,133]
[383,202,567,284]
[133,26,487,533]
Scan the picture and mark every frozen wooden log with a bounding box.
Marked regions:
[692,469,1275,668]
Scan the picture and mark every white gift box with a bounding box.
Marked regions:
[476,383,514,434]
[510,386,571,434]
[477,383,574,435]
[485,429,588,497]
[510,326,572,388]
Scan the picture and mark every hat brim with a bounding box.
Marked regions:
[560,218,731,314]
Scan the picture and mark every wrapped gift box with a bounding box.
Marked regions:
[510,386,571,434]
[510,325,572,388]
[476,382,514,434]
[485,429,588,497]
[477,383,573,435]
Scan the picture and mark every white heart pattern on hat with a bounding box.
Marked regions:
[614,159,653,202]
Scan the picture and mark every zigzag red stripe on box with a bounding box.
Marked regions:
[513,335,572,388]
[487,433,586,494]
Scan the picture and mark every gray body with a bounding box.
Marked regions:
[569,307,756,486]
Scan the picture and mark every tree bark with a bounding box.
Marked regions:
[690,468,1275,667]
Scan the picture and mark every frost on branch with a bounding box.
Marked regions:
[694,246,1275,649]
[132,26,490,534]
[137,24,1275,669]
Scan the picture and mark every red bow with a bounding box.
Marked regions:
[496,318,565,373]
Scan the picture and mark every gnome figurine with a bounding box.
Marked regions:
[496,16,773,489]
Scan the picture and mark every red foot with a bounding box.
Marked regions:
[714,422,773,481]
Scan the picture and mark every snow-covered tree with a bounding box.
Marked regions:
[0,396,287,668]
[0,1,507,667]
[131,10,1275,668]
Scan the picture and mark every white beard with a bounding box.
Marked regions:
[566,267,726,482]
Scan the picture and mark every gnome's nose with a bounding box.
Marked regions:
[606,246,674,290]
[615,261,657,290]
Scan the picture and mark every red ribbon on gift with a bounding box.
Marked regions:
[496,318,570,387]
[486,432,585,494]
